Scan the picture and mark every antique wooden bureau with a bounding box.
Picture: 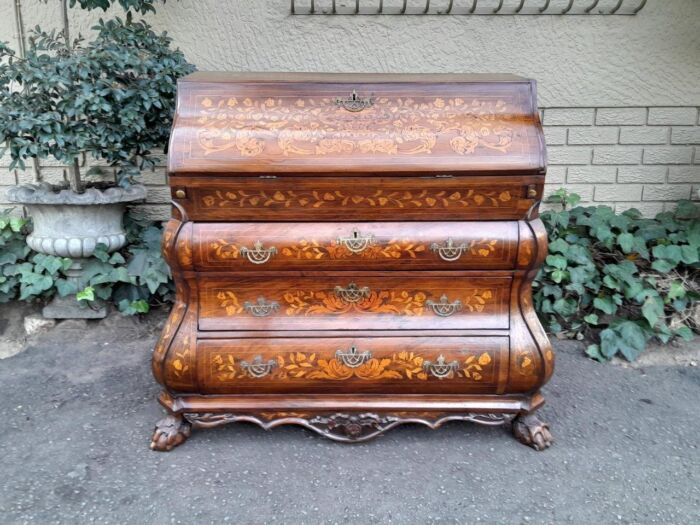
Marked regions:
[150,72,554,451]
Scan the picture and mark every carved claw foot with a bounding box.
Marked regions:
[150,414,192,451]
[512,413,552,451]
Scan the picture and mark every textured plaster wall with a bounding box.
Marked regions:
[3,0,698,106]
[1,0,699,217]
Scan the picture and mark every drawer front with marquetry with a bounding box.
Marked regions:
[196,336,507,394]
[198,276,510,331]
[192,221,518,271]
[171,175,542,222]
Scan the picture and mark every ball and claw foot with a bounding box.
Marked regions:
[150,414,192,452]
[512,413,553,451]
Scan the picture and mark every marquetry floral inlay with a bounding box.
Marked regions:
[214,288,493,317]
[195,95,515,159]
[283,288,493,316]
[207,237,498,262]
[282,238,426,260]
[212,351,492,382]
[200,188,513,210]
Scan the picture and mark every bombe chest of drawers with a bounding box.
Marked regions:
[150,72,554,451]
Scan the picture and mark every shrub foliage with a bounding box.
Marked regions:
[0,15,194,189]
[534,190,699,361]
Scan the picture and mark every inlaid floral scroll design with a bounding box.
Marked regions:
[211,350,493,382]
[282,288,493,316]
[283,238,426,260]
[195,95,515,159]
[208,237,498,262]
[200,188,513,210]
[214,288,494,317]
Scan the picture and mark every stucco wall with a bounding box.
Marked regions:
[1,0,699,217]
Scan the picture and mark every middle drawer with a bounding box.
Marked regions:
[191,222,518,271]
[198,275,511,331]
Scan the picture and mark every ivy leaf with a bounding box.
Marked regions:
[600,328,620,358]
[680,245,699,265]
[593,296,617,315]
[553,297,578,317]
[674,325,694,341]
[55,278,78,297]
[668,281,686,301]
[33,254,65,275]
[641,295,664,329]
[76,286,95,302]
[109,252,126,265]
[617,232,634,253]
[93,244,111,263]
[616,321,648,361]
[9,217,27,232]
[19,273,53,299]
[549,238,569,254]
[585,344,605,362]
[651,259,674,273]
[551,269,566,284]
[583,313,599,325]
[546,254,567,270]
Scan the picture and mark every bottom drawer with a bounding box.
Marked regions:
[197,336,507,394]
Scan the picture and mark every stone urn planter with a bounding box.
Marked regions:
[6,183,147,319]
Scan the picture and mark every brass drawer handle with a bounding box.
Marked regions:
[335,89,374,112]
[426,295,463,317]
[430,238,467,262]
[334,282,371,304]
[337,229,375,254]
[335,345,372,368]
[240,241,277,264]
[240,356,277,378]
[423,355,459,379]
[243,297,280,317]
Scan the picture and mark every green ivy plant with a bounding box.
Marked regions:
[0,209,173,314]
[534,190,699,361]
[76,212,174,313]
[67,0,167,13]
[0,212,70,301]
[0,14,194,191]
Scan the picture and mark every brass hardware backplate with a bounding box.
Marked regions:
[430,238,467,262]
[240,241,278,265]
[243,297,280,317]
[335,90,374,112]
[334,282,371,303]
[426,295,463,317]
[240,356,277,378]
[337,229,375,254]
[423,355,460,379]
[335,346,372,368]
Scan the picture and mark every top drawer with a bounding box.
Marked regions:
[169,175,542,222]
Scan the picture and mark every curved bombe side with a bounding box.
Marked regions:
[507,218,554,394]
[152,203,198,392]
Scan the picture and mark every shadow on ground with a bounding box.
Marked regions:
[0,304,698,524]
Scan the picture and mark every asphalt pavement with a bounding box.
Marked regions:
[1,305,698,524]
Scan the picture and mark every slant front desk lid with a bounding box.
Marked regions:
[169,72,545,175]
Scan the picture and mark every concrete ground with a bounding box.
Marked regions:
[0,304,699,525]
